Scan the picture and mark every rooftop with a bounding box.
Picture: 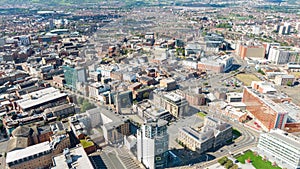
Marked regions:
[245,86,288,115]
[16,87,67,110]
[52,146,94,169]
[6,141,51,164]
[164,92,185,103]
[265,129,300,149]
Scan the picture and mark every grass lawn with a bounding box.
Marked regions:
[232,128,242,140]
[197,112,207,118]
[235,74,260,86]
[236,150,281,169]
[80,139,94,148]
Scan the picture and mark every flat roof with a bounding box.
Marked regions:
[245,87,288,114]
[52,146,94,169]
[16,87,67,110]
[266,129,300,149]
[6,141,51,164]
[164,92,185,102]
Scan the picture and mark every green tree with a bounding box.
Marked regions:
[143,92,150,99]
[218,156,228,165]
[80,100,96,112]
[286,81,293,86]
[224,160,233,169]
[257,69,265,75]
[77,97,84,104]
[230,164,239,169]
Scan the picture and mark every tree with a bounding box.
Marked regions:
[80,100,96,113]
[143,92,149,99]
[77,97,84,104]
[224,160,233,169]
[286,81,293,86]
[230,164,239,169]
[257,69,265,75]
[218,156,228,165]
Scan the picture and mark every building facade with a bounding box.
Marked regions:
[63,65,87,90]
[137,119,169,169]
[153,91,189,118]
[178,116,232,154]
[242,82,289,131]
[258,129,300,169]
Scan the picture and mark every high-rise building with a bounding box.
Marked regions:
[63,65,87,90]
[258,129,300,169]
[137,119,169,169]
[284,23,291,35]
[238,43,265,60]
[279,26,286,35]
[273,24,280,32]
[296,22,300,32]
[268,46,296,65]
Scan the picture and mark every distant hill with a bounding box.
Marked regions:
[0,0,103,5]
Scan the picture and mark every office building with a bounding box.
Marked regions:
[237,43,265,60]
[178,116,232,153]
[284,23,291,35]
[52,147,94,169]
[133,100,173,121]
[15,87,69,113]
[274,75,295,86]
[63,65,87,90]
[197,55,233,73]
[137,119,169,169]
[88,82,110,100]
[258,129,300,169]
[159,78,177,91]
[226,92,243,103]
[268,46,297,65]
[279,26,286,35]
[6,134,70,169]
[69,108,130,144]
[153,91,189,118]
[242,81,289,131]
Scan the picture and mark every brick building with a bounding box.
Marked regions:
[242,82,288,131]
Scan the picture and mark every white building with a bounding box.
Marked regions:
[268,46,295,65]
[274,75,295,86]
[137,119,169,169]
[52,147,94,169]
[88,82,110,100]
[279,26,286,35]
[252,26,261,35]
[258,129,300,169]
[296,22,300,32]
[182,59,198,69]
